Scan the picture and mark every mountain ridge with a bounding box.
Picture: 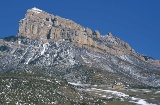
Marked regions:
[0,8,160,105]
[0,7,160,104]
[18,7,160,66]
[0,7,160,87]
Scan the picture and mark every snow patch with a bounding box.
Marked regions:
[18,40,21,44]
[55,81,59,83]
[84,88,156,105]
[120,55,133,63]
[46,79,51,82]
[69,59,75,65]
[29,7,42,14]
[101,95,106,97]
[81,55,90,63]
[22,18,26,21]
[48,24,52,28]
[41,43,49,55]
[130,97,157,105]
[25,56,33,64]
[86,88,129,97]
[68,82,90,87]
[6,85,10,88]
[107,96,113,99]
[154,91,160,94]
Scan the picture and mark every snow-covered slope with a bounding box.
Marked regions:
[0,37,160,87]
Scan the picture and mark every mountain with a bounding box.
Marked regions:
[0,7,160,104]
[18,8,160,65]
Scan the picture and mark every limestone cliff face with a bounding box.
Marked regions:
[18,8,159,65]
[18,8,129,54]
[19,8,97,45]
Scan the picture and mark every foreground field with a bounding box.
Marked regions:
[0,73,159,105]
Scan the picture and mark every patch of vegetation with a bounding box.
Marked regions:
[0,45,10,52]
[0,72,74,104]
[3,36,18,42]
[142,55,155,61]
[131,85,160,89]
[92,37,103,43]
[0,72,104,104]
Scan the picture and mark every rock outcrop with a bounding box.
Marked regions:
[18,7,160,65]
[93,30,100,38]
[18,8,132,54]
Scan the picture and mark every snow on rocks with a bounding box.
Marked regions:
[41,43,49,55]
[81,55,91,64]
[25,56,33,64]
[28,7,42,14]
[120,54,133,64]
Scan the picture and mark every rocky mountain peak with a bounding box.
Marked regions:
[0,8,160,102]
[0,7,160,105]
[17,8,160,66]
[18,7,100,43]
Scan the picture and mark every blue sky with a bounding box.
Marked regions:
[0,0,160,59]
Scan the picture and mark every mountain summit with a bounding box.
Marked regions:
[0,8,159,86]
[0,7,160,104]
[18,8,160,66]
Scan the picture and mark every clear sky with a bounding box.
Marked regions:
[0,0,159,59]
